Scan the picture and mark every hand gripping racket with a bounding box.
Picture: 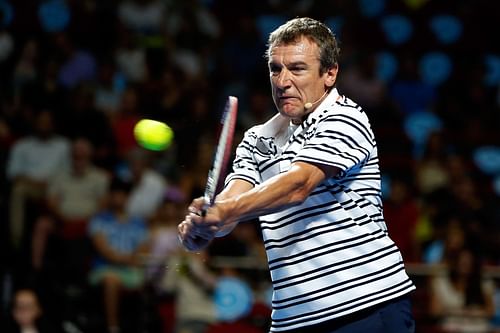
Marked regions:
[202,96,238,215]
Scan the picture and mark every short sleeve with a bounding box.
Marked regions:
[225,129,260,186]
[294,113,375,172]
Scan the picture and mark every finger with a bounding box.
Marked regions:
[189,197,207,212]
[193,197,206,206]
[178,221,188,236]
[188,206,201,215]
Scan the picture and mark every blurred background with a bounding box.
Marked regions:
[0,0,499,332]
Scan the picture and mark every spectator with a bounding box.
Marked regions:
[117,0,165,34]
[145,186,185,291]
[111,87,142,159]
[337,51,387,111]
[59,84,117,170]
[31,138,109,273]
[115,29,148,84]
[423,216,466,265]
[5,288,59,333]
[88,177,150,333]
[388,53,437,115]
[12,39,39,105]
[125,147,168,220]
[162,250,218,333]
[384,176,420,262]
[6,110,70,251]
[429,247,496,333]
[53,32,97,90]
[415,131,451,195]
[94,59,124,116]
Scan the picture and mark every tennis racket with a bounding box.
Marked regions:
[202,96,238,214]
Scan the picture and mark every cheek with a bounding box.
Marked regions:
[13,310,38,324]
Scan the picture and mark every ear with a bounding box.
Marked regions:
[325,64,339,88]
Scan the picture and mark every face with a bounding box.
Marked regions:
[13,290,41,327]
[72,139,92,172]
[268,36,337,122]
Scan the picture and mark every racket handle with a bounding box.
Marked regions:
[200,195,211,217]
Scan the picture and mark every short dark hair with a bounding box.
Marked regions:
[265,17,340,75]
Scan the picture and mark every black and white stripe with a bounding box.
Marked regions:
[225,89,415,331]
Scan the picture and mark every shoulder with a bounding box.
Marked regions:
[10,136,35,150]
[324,95,368,121]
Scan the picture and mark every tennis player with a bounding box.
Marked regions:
[178,17,416,333]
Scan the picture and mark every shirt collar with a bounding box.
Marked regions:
[302,87,340,126]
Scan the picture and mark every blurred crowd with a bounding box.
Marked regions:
[0,0,499,332]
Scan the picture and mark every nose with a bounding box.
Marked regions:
[275,68,292,90]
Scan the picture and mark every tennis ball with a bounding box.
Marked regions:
[134,119,174,151]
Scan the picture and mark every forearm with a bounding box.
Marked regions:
[179,162,334,250]
[217,162,326,223]
[93,235,134,265]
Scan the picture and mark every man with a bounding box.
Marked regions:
[31,137,109,272]
[178,17,416,333]
[7,110,71,250]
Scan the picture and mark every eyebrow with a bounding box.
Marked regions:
[268,60,309,67]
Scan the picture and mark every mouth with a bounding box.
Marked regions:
[278,95,299,105]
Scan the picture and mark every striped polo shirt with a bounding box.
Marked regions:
[225,88,415,332]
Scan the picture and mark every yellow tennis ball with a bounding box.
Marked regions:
[134,119,174,151]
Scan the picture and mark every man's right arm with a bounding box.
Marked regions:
[187,178,254,237]
[178,178,253,251]
[211,179,254,237]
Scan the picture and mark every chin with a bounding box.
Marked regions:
[279,104,304,119]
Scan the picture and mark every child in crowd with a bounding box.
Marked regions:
[145,186,185,292]
[6,288,57,333]
[88,177,150,333]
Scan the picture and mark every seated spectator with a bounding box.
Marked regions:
[5,288,59,333]
[110,87,142,159]
[31,138,109,273]
[60,84,118,170]
[382,176,420,262]
[88,177,150,333]
[145,186,185,292]
[429,247,496,333]
[125,147,168,220]
[415,131,451,195]
[6,110,71,251]
[161,250,218,333]
[53,32,97,90]
[423,216,467,265]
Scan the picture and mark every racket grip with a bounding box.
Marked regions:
[200,196,211,217]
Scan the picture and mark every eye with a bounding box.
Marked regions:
[269,64,281,76]
[290,66,306,73]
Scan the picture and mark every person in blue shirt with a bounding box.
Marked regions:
[88,177,150,333]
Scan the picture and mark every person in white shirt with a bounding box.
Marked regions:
[6,110,70,250]
[125,147,168,219]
